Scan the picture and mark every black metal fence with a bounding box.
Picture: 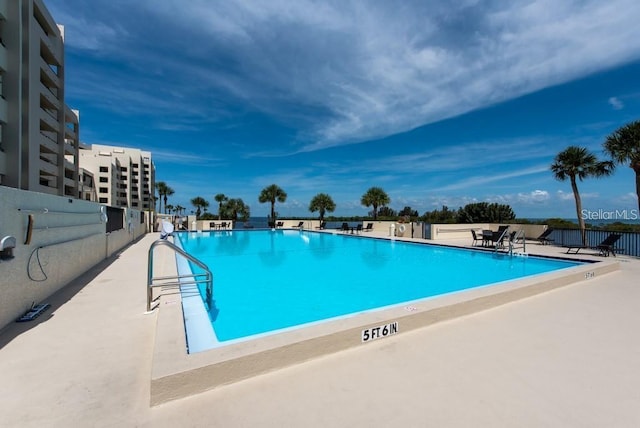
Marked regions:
[549,228,640,257]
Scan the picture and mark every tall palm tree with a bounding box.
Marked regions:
[175,205,185,217]
[551,146,614,245]
[603,120,640,211]
[166,204,174,215]
[361,187,390,220]
[190,196,209,219]
[309,193,336,222]
[155,181,167,213]
[258,184,287,226]
[214,193,228,220]
[163,186,174,214]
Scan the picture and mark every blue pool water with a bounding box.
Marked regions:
[176,230,580,345]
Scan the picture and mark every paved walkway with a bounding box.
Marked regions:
[1,232,639,427]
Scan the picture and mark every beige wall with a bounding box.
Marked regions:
[426,223,548,241]
[0,186,146,330]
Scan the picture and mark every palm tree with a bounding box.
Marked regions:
[258,184,287,226]
[166,204,174,215]
[155,181,167,213]
[190,196,209,219]
[361,187,390,220]
[603,120,640,211]
[175,205,185,217]
[214,193,228,220]
[309,193,336,222]
[163,186,174,214]
[551,146,614,245]
[224,198,251,221]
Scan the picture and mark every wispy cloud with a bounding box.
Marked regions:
[608,97,624,110]
[51,0,640,153]
[147,150,224,165]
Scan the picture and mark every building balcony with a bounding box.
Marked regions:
[64,126,78,141]
[40,82,61,108]
[36,26,62,67]
[64,141,77,156]
[63,176,76,191]
[40,109,60,132]
[0,149,6,177]
[39,132,59,153]
[0,42,7,73]
[0,96,7,125]
[38,158,59,176]
[40,59,61,88]
[64,158,75,171]
[0,0,7,21]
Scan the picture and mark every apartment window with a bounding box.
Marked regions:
[99,187,108,193]
[99,198,108,203]
[99,177,108,183]
[99,166,108,172]
[132,163,139,168]
[132,202,139,207]
[120,167,127,172]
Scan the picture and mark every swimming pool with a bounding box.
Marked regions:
[175,229,580,351]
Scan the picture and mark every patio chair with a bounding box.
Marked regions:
[275,221,284,228]
[316,221,326,230]
[209,222,217,230]
[220,222,228,229]
[363,223,374,232]
[565,233,623,257]
[489,227,510,248]
[471,230,483,246]
[341,222,350,232]
[355,224,363,234]
[537,228,554,245]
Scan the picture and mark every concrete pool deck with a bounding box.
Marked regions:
[1,231,639,427]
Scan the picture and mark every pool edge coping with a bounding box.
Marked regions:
[149,250,619,406]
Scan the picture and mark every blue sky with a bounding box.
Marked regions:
[49,0,640,219]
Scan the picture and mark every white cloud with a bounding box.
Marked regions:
[608,97,624,110]
[518,190,550,203]
[50,0,640,152]
[556,190,600,201]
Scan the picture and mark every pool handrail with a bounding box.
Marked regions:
[147,239,213,312]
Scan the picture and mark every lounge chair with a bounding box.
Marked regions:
[363,223,374,232]
[355,224,363,234]
[316,221,326,230]
[275,221,284,228]
[565,233,623,257]
[537,228,554,245]
[296,221,304,229]
[341,222,350,233]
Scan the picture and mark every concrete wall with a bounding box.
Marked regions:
[0,186,146,330]
[426,223,548,241]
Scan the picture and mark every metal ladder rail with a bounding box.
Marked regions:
[506,229,527,256]
[147,239,213,312]
[493,228,511,254]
